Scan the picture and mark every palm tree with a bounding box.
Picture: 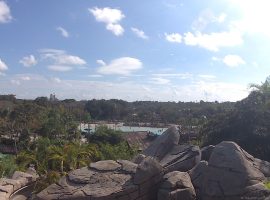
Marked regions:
[48,145,66,173]
[250,76,270,95]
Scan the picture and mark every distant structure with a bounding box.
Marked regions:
[49,93,58,102]
[0,94,16,101]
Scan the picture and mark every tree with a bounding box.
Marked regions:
[87,125,123,145]
[250,76,270,95]
[200,76,270,161]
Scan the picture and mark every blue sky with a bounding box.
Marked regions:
[0,0,269,101]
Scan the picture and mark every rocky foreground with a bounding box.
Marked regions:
[0,130,269,200]
[34,126,270,200]
[0,167,38,200]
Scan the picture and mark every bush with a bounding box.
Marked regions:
[265,181,270,190]
[87,125,123,145]
[0,154,17,178]
[98,142,137,160]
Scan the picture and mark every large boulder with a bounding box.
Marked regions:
[143,125,180,160]
[36,157,164,200]
[158,171,196,200]
[189,141,270,200]
[141,126,201,172]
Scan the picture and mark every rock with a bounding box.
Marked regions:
[242,150,270,177]
[0,168,38,200]
[161,144,201,173]
[117,160,137,174]
[0,192,8,200]
[133,157,163,185]
[90,160,121,171]
[12,171,37,184]
[143,126,180,160]
[133,154,146,164]
[141,126,201,172]
[243,183,270,200]
[68,167,95,184]
[36,158,163,200]
[158,171,196,200]
[201,145,215,161]
[26,166,39,179]
[189,141,270,200]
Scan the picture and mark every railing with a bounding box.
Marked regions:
[9,183,35,200]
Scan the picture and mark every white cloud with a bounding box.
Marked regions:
[11,80,21,85]
[228,0,270,37]
[97,57,142,75]
[150,77,170,85]
[40,48,65,54]
[165,33,182,43]
[217,13,227,23]
[183,31,243,51]
[52,77,61,83]
[0,58,8,71]
[211,56,219,61]
[55,55,86,65]
[88,74,103,78]
[0,75,248,102]
[152,73,192,79]
[48,65,73,72]
[56,27,69,38]
[89,7,125,36]
[40,49,86,65]
[191,81,248,101]
[131,27,149,39]
[192,9,226,31]
[89,7,124,24]
[198,74,216,80]
[19,55,37,67]
[223,55,246,67]
[0,1,12,23]
[96,59,106,66]
[20,76,31,81]
[106,23,124,36]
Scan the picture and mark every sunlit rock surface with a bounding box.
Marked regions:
[35,127,270,200]
[189,141,270,200]
[36,158,163,200]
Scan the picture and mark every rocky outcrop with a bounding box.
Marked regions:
[141,126,201,173]
[36,158,164,200]
[0,167,38,200]
[158,171,196,200]
[143,126,180,160]
[189,141,270,200]
[35,127,270,200]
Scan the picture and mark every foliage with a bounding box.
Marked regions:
[34,171,61,193]
[97,142,137,160]
[15,139,101,192]
[87,125,123,145]
[265,181,270,190]
[85,99,234,125]
[16,139,100,175]
[0,154,17,178]
[201,77,270,161]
